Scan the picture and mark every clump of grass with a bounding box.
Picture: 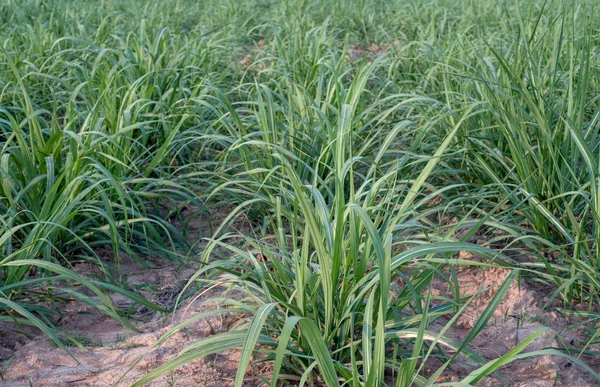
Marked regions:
[130,58,587,385]
[0,6,204,353]
[451,1,600,305]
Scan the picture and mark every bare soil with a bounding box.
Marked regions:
[0,254,247,386]
[429,261,600,386]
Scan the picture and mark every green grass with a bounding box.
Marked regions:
[1,0,600,385]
